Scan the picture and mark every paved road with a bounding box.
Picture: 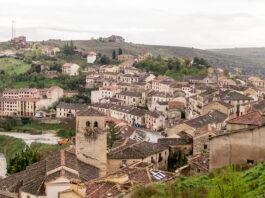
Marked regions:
[0,132,63,146]
[136,128,164,143]
[0,153,6,178]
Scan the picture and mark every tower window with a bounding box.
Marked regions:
[86,121,90,127]
[94,121,98,127]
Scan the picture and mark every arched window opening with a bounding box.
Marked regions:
[86,121,90,127]
[94,121,98,127]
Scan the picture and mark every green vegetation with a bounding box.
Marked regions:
[0,57,31,74]
[42,39,265,77]
[132,162,265,198]
[56,119,76,138]
[135,56,209,79]
[7,141,71,175]
[8,147,41,174]
[168,151,187,172]
[0,135,26,166]
[107,121,121,149]
[30,142,70,159]
[17,122,62,134]
[0,117,63,134]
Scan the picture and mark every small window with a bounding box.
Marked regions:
[86,121,90,127]
[94,121,98,127]
[247,160,254,164]
[204,144,207,149]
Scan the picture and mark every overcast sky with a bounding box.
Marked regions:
[1,0,265,49]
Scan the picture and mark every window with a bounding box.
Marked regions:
[86,121,90,127]
[204,144,207,149]
[94,121,98,127]
[247,160,254,164]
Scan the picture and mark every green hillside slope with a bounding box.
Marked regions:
[132,162,265,198]
[44,40,265,77]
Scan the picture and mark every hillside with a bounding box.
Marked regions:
[0,57,31,74]
[132,162,265,198]
[43,40,265,78]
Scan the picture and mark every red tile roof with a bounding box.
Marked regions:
[226,111,263,126]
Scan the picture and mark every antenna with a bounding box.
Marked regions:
[12,20,16,39]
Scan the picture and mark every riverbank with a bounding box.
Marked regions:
[0,132,64,146]
[0,135,26,166]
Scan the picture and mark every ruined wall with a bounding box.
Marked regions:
[210,125,265,170]
[193,133,210,155]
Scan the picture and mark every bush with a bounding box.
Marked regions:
[132,185,158,198]
[21,117,31,125]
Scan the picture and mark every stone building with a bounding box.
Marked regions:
[75,108,108,177]
[56,103,87,118]
[107,140,169,174]
[158,131,193,155]
[209,124,265,170]
[226,111,263,131]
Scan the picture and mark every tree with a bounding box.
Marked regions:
[8,147,41,174]
[224,69,230,77]
[107,121,121,149]
[112,50,116,60]
[118,48,123,55]
[100,55,111,64]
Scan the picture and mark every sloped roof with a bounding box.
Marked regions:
[185,110,227,128]
[57,103,87,111]
[226,111,263,126]
[84,162,175,198]
[108,141,168,159]
[218,90,253,101]
[77,108,105,117]
[0,149,99,195]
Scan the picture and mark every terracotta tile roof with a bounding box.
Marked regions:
[17,98,40,102]
[77,108,105,117]
[85,181,121,198]
[108,141,168,159]
[83,162,175,198]
[63,63,76,67]
[0,149,99,195]
[217,90,253,101]
[226,111,263,126]
[185,110,227,128]
[189,155,209,171]
[252,100,265,112]
[57,103,87,111]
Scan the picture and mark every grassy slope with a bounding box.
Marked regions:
[0,135,26,165]
[13,123,63,134]
[44,40,265,77]
[0,57,31,74]
[30,142,71,159]
[133,162,265,198]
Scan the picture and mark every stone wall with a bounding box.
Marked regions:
[210,125,265,170]
[76,115,107,177]
[193,133,210,155]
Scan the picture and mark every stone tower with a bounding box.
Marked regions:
[76,108,107,177]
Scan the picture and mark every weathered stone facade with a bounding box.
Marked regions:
[210,125,265,170]
[76,109,107,177]
[193,133,210,155]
